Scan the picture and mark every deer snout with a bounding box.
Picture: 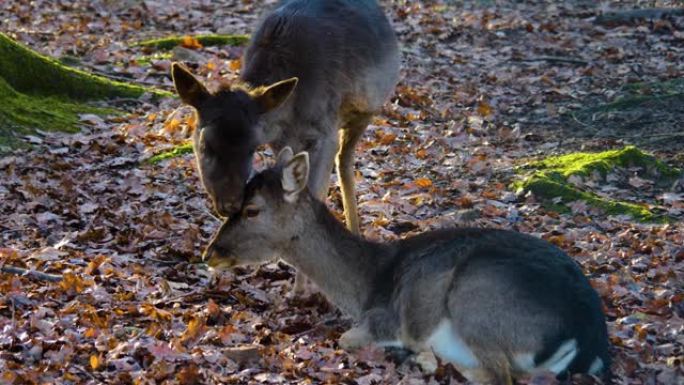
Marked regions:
[214,199,241,218]
[202,243,237,270]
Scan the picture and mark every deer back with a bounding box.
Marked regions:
[242,0,400,124]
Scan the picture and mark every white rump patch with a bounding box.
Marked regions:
[425,319,479,369]
[538,339,578,375]
[589,357,604,375]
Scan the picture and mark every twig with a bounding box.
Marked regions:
[595,8,684,26]
[14,30,58,37]
[71,364,99,382]
[511,56,589,66]
[0,265,63,282]
[570,112,596,130]
[86,69,161,88]
[611,132,684,140]
[156,289,204,304]
[106,97,148,106]
[142,256,180,265]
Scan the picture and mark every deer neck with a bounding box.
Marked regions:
[283,196,389,319]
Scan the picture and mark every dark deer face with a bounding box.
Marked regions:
[171,63,298,217]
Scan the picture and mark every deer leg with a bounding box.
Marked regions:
[337,114,371,234]
[307,137,339,202]
[340,307,400,350]
[291,136,338,295]
[472,350,514,385]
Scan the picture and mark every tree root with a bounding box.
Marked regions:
[595,8,684,27]
[1,265,63,282]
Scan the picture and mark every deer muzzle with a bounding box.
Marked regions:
[202,244,237,270]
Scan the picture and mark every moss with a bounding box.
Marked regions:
[622,77,684,95]
[135,34,250,50]
[147,142,193,164]
[521,146,680,181]
[581,93,684,114]
[136,52,173,66]
[0,77,116,151]
[514,146,681,222]
[0,33,172,150]
[0,33,167,100]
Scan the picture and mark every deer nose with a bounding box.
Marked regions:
[202,244,237,269]
[202,244,219,263]
[215,200,239,218]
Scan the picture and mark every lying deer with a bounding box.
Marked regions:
[203,148,611,385]
[171,0,400,234]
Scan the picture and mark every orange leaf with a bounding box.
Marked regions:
[405,112,419,121]
[180,316,206,344]
[477,101,493,117]
[90,354,101,371]
[378,133,397,145]
[228,59,242,72]
[180,35,203,49]
[456,196,474,208]
[84,327,98,338]
[415,178,432,188]
[206,299,220,319]
[164,118,181,134]
[176,363,202,385]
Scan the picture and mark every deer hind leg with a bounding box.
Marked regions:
[337,113,371,234]
[469,350,514,385]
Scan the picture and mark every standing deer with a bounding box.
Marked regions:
[203,148,611,385]
[171,0,399,233]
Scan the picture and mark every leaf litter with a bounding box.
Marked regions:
[1,0,684,384]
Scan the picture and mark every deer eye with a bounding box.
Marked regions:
[244,206,260,218]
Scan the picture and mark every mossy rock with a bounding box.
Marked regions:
[513,146,682,222]
[135,34,250,51]
[147,142,193,164]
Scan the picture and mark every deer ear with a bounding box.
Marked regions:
[172,62,210,107]
[253,77,298,113]
[281,151,309,203]
[276,146,294,166]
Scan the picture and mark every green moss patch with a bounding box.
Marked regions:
[0,33,163,100]
[513,146,681,222]
[0,33,171,151]
[0,77,116,149]
[622,78,684,95]
[136,52,174,66]
[147,142,193,164]
[135,34,250,51]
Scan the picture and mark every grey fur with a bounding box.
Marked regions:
[203,151,610,385]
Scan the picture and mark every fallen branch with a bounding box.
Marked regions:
[511,56,589,66]
[595,8,684,26]
[0,265,63,282]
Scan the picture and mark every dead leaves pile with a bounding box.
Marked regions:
[1,0,684,384]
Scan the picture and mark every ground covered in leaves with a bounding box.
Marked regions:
[1,0,683,384]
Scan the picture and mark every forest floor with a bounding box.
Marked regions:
[1,0,683,384]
